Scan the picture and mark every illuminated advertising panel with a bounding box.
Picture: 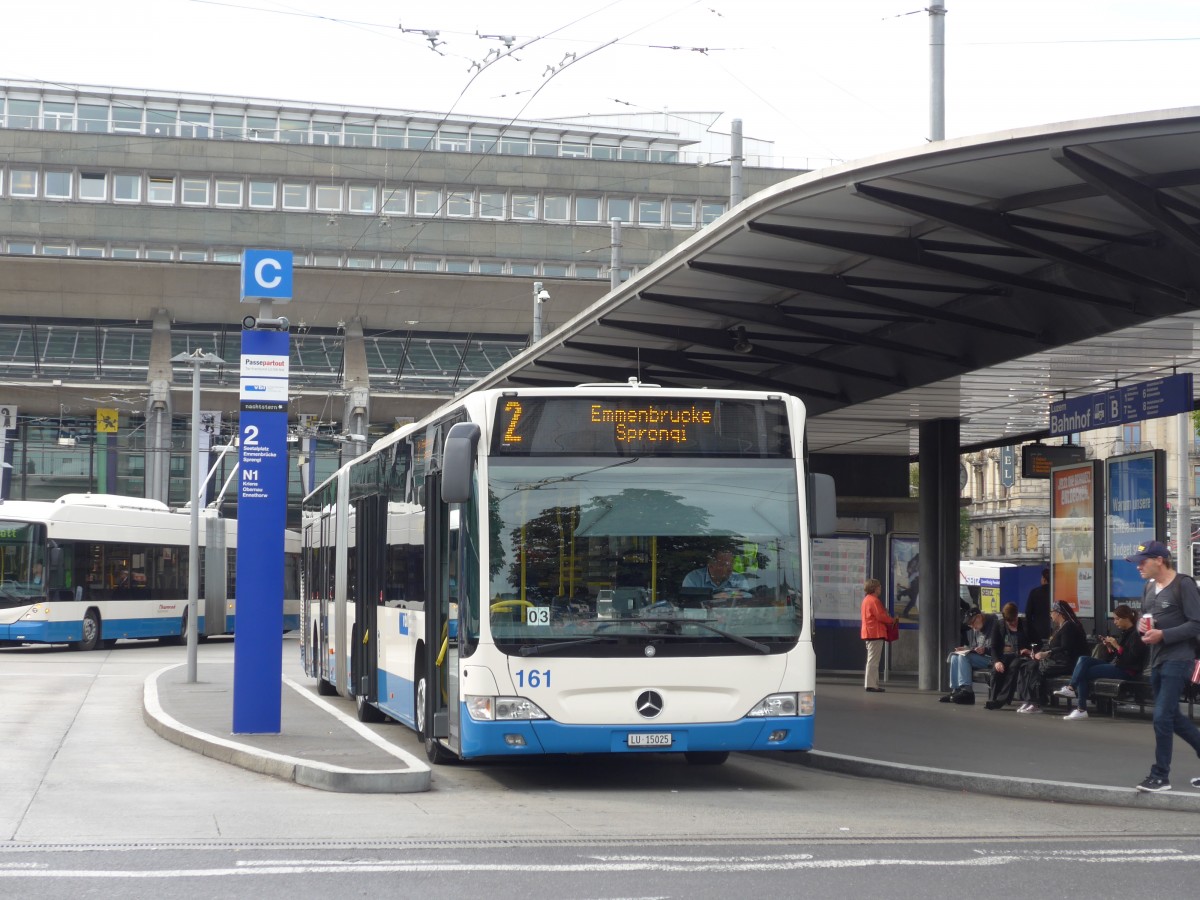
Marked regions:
[1050,461,1103,618]
[1107,450,1166,612]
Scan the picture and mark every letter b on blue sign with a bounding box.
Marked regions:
[241,250,293,301]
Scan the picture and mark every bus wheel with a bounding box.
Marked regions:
[161,611,187,646]
[684,751,729,765]
[355,691,385,723]
[74,610,100,651]
[415,672,453,765]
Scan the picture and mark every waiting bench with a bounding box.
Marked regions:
[977,668,1196,719]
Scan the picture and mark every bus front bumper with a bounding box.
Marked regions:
[458,710,813,759]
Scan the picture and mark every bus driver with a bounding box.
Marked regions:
[682,549,750,601]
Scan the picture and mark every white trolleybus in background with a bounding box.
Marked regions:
[0,494,301,649]
[301,382,835,764]
[958,559,1016,615]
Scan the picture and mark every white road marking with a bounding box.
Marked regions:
[4,853,1200,878]
[281,674,427,769]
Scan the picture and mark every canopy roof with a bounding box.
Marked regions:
[471,108,1200,455]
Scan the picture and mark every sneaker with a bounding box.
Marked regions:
[1015,702,1031,713]
[1063,709,1088,721]
[1017,704,1042,715]
[1135,776,1171,793]
[1191,777,1200,789]
[1053,685,1077,699]
[939,693,954,703]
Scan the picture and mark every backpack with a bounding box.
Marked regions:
[1172,574,1200,658]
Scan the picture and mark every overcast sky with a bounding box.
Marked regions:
[6,0,1200,165]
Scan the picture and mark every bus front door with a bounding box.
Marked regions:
[422,469,453,762]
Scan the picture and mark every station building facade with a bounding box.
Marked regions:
[0,79,804,520]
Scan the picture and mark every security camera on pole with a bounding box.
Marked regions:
[532,282,550,342]
[0,405,16,502]
[234,250,293,734]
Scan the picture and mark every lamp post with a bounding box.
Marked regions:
[171,348,226,683]
[532,281,550,343]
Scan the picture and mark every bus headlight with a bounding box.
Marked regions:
[465,695,549,721]
[747,692,805,717]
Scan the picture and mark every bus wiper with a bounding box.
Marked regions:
[685,619,771,654]
[620,616,771,654]
[518,635,616,657]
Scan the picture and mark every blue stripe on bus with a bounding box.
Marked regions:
[457,707,814,758]
[0,621,83,643]
[378,668,418,730]
[0,616,184,644]
[1,612,295,645]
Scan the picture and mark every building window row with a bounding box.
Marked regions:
[0,166,726,229]
[0,94,686,163]
[0,237,621,278]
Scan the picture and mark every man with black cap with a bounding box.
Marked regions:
[940,607,994,704]
[1126,540,1200,793]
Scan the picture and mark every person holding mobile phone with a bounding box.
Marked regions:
[1124,541,1200,793]
[1055,604,1147,719]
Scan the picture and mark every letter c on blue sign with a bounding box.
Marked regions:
[255,258,282,290]
[241,250,293,300]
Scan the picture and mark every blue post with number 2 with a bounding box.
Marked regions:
[232,328,289,733]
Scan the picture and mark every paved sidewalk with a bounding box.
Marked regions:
[143,662,430,793]
[787,677,1200,811]
[142,665,1200,808]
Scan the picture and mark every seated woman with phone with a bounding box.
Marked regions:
[1054,604,1148,720]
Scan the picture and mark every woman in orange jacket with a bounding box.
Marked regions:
[860,578,895,692]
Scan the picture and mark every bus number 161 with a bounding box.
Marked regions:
[515,669,551,688]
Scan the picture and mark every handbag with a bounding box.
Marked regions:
[884,620,899,643]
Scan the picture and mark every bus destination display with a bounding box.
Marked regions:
[491,396,791,457]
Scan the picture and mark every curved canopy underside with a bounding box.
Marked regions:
[473,108,1200,455]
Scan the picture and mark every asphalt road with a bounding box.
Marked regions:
[4,636,1200,898]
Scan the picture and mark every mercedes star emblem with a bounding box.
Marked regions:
[636,690,664,719]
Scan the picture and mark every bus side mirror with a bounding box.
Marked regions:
[48,544,63,568]
[808,473,837,538]
[442,422,481,503]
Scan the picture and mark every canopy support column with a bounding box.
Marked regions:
[918,418,960,692]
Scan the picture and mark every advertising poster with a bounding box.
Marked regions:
[1107,451,1163,610]
[1050,463,1097,617]
[888,534,920,623]
[812,534,872,624]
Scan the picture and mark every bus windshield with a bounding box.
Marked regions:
[0,520,48,607]
[486,457,803,655]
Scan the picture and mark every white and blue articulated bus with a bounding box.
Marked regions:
[0,494,301,648]
[301,382,836,764]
